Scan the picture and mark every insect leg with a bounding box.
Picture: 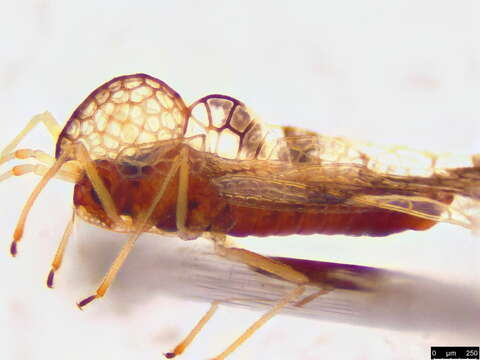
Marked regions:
[0,148,54,167]
[165,301,221,358]
[0,147,80,183]
[175,146,201,240]
[77,148,186,308]
[1,111,62,157]
[173,136,207,240]
[176,147,189,232]
[166,242,309,358]
[74,144,122,225]
[0,163,79,183]
[294,288,331,307]
[218,244,332,308]
[46,210,75,288]
[212,285,306,360]
[165,284,314,359]
[216,245,310,285]
[210,245,310,359]
[10,147,73,256]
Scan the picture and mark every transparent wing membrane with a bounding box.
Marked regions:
[350,194,480,230]
[212,159,480,230]
[270,129,480,177]
[212,174,347,211]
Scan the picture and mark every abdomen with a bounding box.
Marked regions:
[223,205,438,237]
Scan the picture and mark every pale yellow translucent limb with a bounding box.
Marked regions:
[212,285,306,360]
[166,290,292,359]
[167,280,329,357]
[165,301,221,358]
[77,149,186,308]
[47,210,75,288]
[0,145,81,183]
[166,281,321,359]
[74,144,122,226]
[176,147,189,231]
[0,148,55,167]
[1,111,61,157]
[165,245,310,358]
[294,288,331,307]
[176,147,197,240]
[10,147,72,256]
[0,163,79,183]
[216,245,309,285]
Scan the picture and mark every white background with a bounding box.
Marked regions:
[0,1,479,359]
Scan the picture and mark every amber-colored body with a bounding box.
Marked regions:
[3,73,478,360]
[52,73,477,239]
[74,142,448,240]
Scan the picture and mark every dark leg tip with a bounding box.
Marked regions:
[77,295,96,310]
[10,241,17,257]
[164,353,176,359]
[47,269,55,288]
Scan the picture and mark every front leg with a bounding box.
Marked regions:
[1,111,61,157]
[78,146,189,308]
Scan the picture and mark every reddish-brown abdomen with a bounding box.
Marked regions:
[72,155,446,238]
[225,205,438,237]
